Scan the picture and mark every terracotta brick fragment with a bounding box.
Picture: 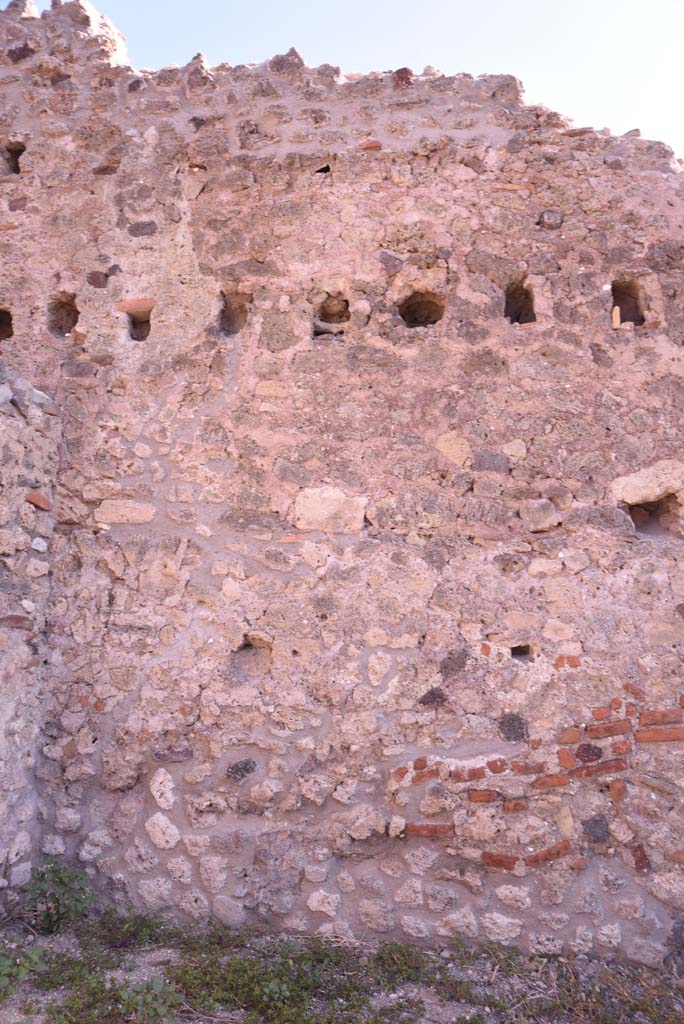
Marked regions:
[529,738,542,750]
[569,757,628,779]
[450,769,465,782]
[0,614,33,630]
[611,739,632,755]
[571,856,588,872]
[413,756,427,770]
[557,726,582,745]
[412,768,439,785]
[591,707,611,721]
[393,766,409,781]
[524,839,572,868]
[639,709,682,727]
[631,844,651,873]
[358,139,383,151]
[610,698,623,712]
[531,773,569,790]
[482,851,518,870]
[609,779,625,803]
[26,489,51,511]
[557,748,576,769]
[565,656,581,668]
[481,642,491,656]
[666,850,684,865]
[503,798,528,813]
[466,767,486,781]
[468,789,498,803]
[554,655,566,669]
[623,682,646,701]
[587,719,631,740]
[511,761,545,775]
[487,758,507,774]
[405,822,453,838]
[635,727,684,743]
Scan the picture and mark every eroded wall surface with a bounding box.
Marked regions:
[0,363,59,894]
[1,0,684,965]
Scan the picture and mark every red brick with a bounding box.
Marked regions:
[468,789,499,803]
[393,766,409,782]
[557,748,576,769]
[511,761,545,775]
[94,699,106,712]
[623,682,646,701]
[529,738,542,750]
[26,489,51,511]
[565,656,581,669]
[482,851,518,870]
[79,695,90,708]
[609,779,625,804]
[531,773,570,790]
[591,706,610,721]
[587,719,631,740]
[358,139,383,151]
[557,727,582,745]
[413,756,428,770]
[631,844,650,873]
[570,757,628,780]
[487,758,507,774]
[412,768,439,785]
[571,856,588,872]
[503,798,528,813]
[666,849,684,865]
[554,655,566,669]
[466,767,486,781]
[481,642,491,656]
[611,739,632,755]
[524,839,572,868]
[635,727,684,743]
[0,614,33,630]
[450,770,465,782]
[610,698,623,712]
[639,709,683,727]
[405,822,453,838]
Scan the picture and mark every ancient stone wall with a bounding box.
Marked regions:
[1,0,684,965]
[0,362,60,896]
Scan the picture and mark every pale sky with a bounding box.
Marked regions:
[35,0,684,157]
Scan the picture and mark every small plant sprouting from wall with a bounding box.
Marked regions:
[23,859,93,934]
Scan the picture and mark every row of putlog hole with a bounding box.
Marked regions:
[0,278,648,345]
[0,291,249,342]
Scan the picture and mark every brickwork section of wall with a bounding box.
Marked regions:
[0,0,683,965]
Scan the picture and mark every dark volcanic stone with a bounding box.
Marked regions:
[419,687,447,707]
[499,713,528,743]
[575,743,602,764]
[582,814,610,843]
[226,758,257,781]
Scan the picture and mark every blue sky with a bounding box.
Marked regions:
[35,0,684,156]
